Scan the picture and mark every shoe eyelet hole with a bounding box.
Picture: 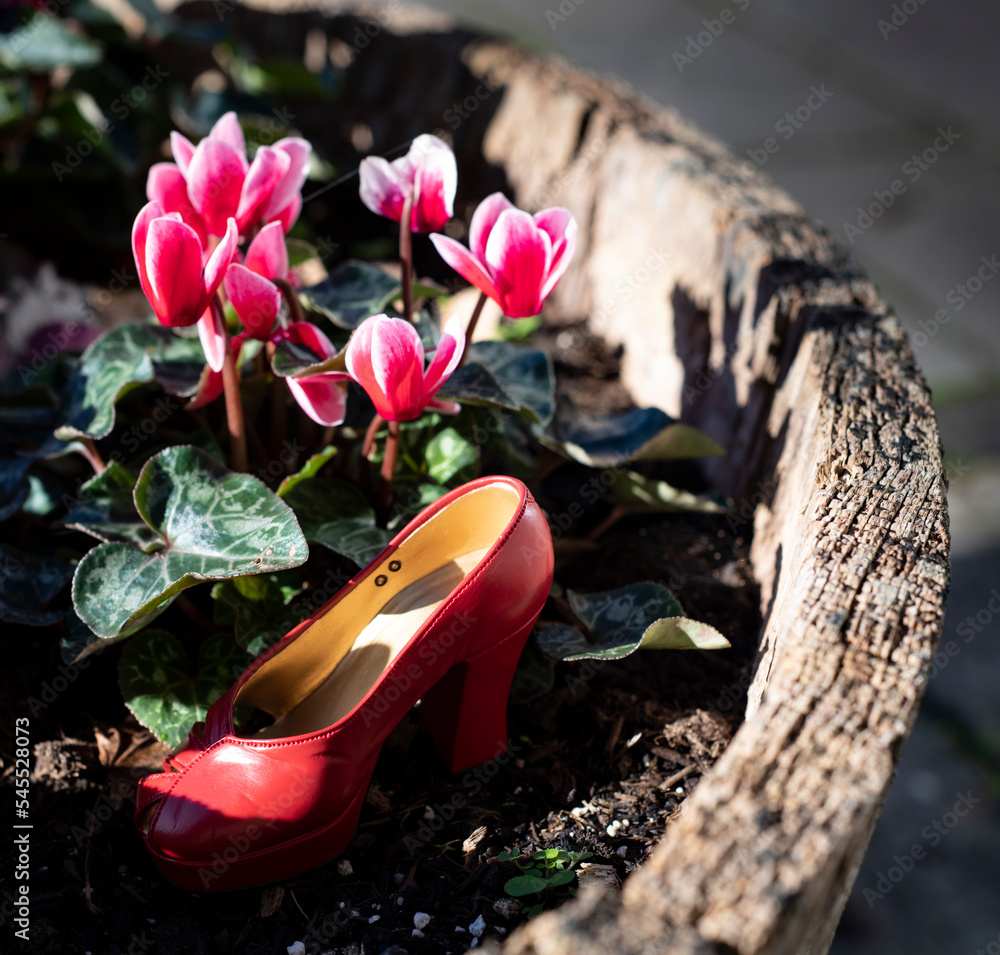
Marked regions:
[388,560,401,572]
[375,574,388,587]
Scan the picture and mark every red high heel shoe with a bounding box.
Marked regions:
[134,475,553,892]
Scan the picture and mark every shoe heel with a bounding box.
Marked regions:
[419,619,535,773]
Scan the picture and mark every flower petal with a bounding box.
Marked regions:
[534,207,578,300]
[170,132,196,176]
[144,216,205,326]
[421,314,465,404]
[224,264,281,340]
[283,320,338,360]
[485,209,550,318]
[469,192,515,263]
[429,234,500,304]
[197,306,227,373]
[264,137,311,222]
[202,218,239,307]
[425,397,461,415]
[287,375,347,427]
[410,135,457,233]
[244,220,289,281]
[147,162,208,247]
[132,200,166,319]
[272,193,302,233]
[358,156,408,223]
[186,139,246,236]
[237,146,290,232]
[208,112,248,170]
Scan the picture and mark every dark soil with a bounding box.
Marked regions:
[0,327,760,955]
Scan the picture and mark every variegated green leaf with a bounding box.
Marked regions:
[72,447,308,639]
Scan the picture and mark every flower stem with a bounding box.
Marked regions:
[215,298,248,473]
[363,413,384,458]
[399,194,414,323]
[458,291,489,367]
[274,277,303,328]
[265,340,287,463]
[377,420,400,525]
[78,438,105,474]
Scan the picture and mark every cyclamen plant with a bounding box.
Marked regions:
[3,114,730,747]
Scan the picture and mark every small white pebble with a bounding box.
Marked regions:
[394,872,405,884]
[396,895,404,906]
[616,845,628,858]
[556,330,575,349]
[287,944,306,955]
[606,824,616,836]
[470,914,486,937]
[423,805,436,820]
[454,926,466,933]
[674,787,684,794]
[414,912,431,930]
[571,807,586,817]
[412,929,425,938]
[368,914,380,924]
[350,909,360,917]
[337,858,353,876]
[339,901,345,908]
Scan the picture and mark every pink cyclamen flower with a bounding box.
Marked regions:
[131,200,238,328]
[430,192,577,318]
[223,222,290,340]
[345,314,465,422]
[359,134,457,234]
[167,112,311,236]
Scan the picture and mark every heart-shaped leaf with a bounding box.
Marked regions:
[57,323,207,440]
[437,362,520,413]
[72,446,308,639]
[609,469,727,515]
[118,630,248,748]
[279,474,389,566]
[425,427,478,485]
[467,341,555,426]
[61,461,158,547]
[298,260,400,330]
[0,544,72,626]
[640,617,732,650]
[212,573,310,656]
[541,396,723,468]
[441,342,555,425]
[536,582,729,661]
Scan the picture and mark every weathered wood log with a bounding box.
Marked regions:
[199,4,951,950]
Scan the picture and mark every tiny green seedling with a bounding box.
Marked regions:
[498,848,593,917]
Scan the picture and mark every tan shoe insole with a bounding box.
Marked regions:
[254,549,487,739]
